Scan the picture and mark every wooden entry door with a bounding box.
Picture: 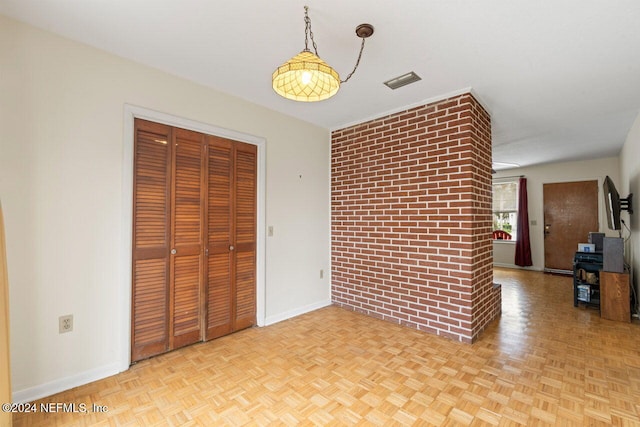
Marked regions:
[543,180,598,273]
[131,119,257,362]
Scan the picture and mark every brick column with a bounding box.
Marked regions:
[331,92,500,343]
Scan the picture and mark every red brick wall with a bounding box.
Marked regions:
[331,93,500,343]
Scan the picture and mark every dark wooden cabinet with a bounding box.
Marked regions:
[573,251,632,323]
[573,251,602,308]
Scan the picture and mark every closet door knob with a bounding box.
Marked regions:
[171,249,177,255]
[229,245,235,251]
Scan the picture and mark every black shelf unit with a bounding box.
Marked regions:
[573,251,603,308]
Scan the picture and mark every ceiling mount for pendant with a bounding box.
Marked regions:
[272,6,374,102]
[355,24,374,39]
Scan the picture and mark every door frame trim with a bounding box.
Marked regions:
[119,104,266,370]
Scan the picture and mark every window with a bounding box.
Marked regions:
[492,180,518,240]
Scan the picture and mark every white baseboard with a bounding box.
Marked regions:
[12,362,123,404]
[13,300,330,403]
[494,262,518,269]
[264,299,332,326]
[494,262,543,272]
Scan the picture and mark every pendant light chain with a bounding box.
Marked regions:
[303,4,370,83]
[341,38,366,83]
[304,6,319,55]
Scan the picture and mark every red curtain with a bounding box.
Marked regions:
[515,177,533,266]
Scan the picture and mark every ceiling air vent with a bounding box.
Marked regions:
[383,72,421,90]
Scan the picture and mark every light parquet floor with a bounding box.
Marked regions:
[14,268,640,426]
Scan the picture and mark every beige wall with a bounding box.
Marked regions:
[620,112,640,315]
[0,15,331,402]
[493,157,621,271]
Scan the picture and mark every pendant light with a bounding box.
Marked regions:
[272,6,374,102]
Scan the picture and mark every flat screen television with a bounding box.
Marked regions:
[603,176,633,230]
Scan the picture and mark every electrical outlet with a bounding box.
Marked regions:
[320,269,324,279]
[268,226,274,237]
[59,314,73,334]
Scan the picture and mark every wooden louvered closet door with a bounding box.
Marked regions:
[132,120,172,361]
[232,142,257,331]
[205,137,257,340]
[132,119,256,363]
[170,128,205,350]
[205,137,233,339]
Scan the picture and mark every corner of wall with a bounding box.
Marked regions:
[620,111,640,316]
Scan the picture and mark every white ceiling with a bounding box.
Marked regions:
[2,0,640,170]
